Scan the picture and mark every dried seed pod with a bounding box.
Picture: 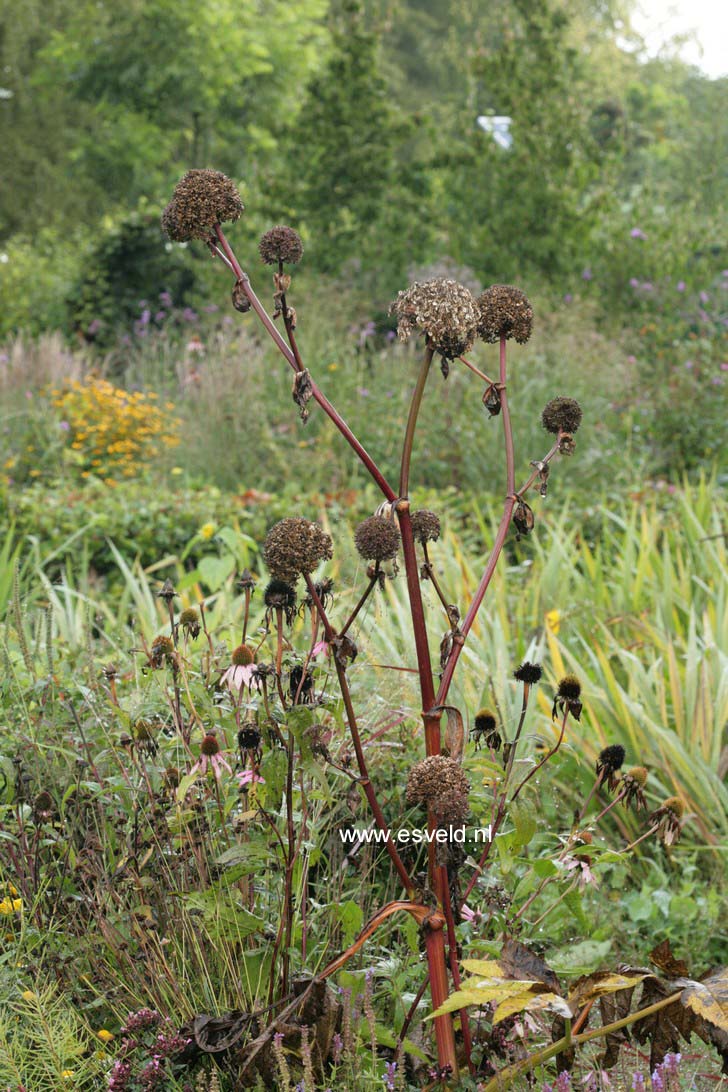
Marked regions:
[232,280,252,313]
[514,662,542,685]
[264,518,333,583]
[406,755,470,825]
[541,397,583,435]
[354,515,400,562]
[558,432,576,455]
[477,285,533,344]
[292,368,313,423]
[411,509,441,545]
[259,225,304,265]
[471,709,501,751]
[513,499,535,538]
[162,169,244,242]
[483,385,502,416]
[389,278,479,361]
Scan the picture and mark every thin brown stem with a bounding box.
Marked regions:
[457,355,495,385]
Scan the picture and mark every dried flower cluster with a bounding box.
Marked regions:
[406,756,470,825]
[411,509,441,545]
[389,278,479,360]
[161,169,243,241]
[259,225,304,265]
[477,285,533,344]
[541,397,583,435]
[354,515,400,562]
[264,517,333,583]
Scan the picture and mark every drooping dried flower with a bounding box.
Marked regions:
[477,285,533,343]
[553,674,582,721]
[149,635,174,669]
[622,766,648,810]
[263,579,297,625]
[406,755,470,825]
[541,397,583,435]
[471,709,501,751]
[513,499,535,538]
[178,607,200,638]
[161,169,244,242]
[259,225,304,265]
[514,662,542,685]
[650,797,684,846]
[411,509,441,545]
[354,515,400,562]
[389,278,479,361]
[264,518,333,583]
[596,744,626,792]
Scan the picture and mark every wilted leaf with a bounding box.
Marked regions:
[681,968,728,1033]
[499,939,562,994]
[650,939,689,978]
[632,975,693,1071]
[461,960,506,978]
[568,971,648,1011]
[599,982,637,1069]
[494,990,571,1025]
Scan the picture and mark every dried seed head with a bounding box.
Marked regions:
[161,169,244,242]
[514,662,542,685]
[259,225,304,265]
[541,397,583,435]
[264,579,297,611]
[473,709,501,749]
[232,644,255,666]
[264,518,333,583]
[389,278,479,360]
[150,635,174,668]
[477,285,533,344]
[354,515,400,562]
[411,509,441,545]
[157,578,177,602]
[650,796,684,846]
[179,607,200,638]
[622,766,648,810]
[596,744,626,777]
[557,675,581,700]
[474,709,496,734]
[625,765,648,787]
[405,755,470,825]
[661,796,684,819]
[558,432,576,456]
[513,499,535,538]
[200,733,221,757]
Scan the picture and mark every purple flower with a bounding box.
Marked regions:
[203,303,219,313]
[155,310,167,322]
[685,360,694,369]
[0,352,8,364]
[59,420,70,431]
[386,330,396,342]
[138,299,148,308]
[720,363,728,371]
[182,307,198,322]
[384,1061,397,1090]
[664,1053,681,1076]
[332,1032,343,1063]
[159,291,172,306]
[651,1066,664,1092]
[87,319,102,335]
[581,268,593,281]
[563,293,573,303]
[357,387,370,398]
[699,290,710,304]
[632,1074,646,1091]
[555,1070,571,1092]
[641,282,654,292]
[676,281,686,292]
[630,227,647,239]
[629,278,640,288]
[139,308,151,326]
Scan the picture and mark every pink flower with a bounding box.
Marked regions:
[190,734,232,782]
[221,663,260,693]
[460,903,480,923]
[563,856,597,889]
[311,640,329,659]
[237,769,265,788]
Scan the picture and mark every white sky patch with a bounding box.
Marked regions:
[630,0,728,79]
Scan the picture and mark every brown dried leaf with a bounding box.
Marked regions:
[292,367,313,423]
[650,940,690,978]
[442,705,465,764]
[231,280,251,313]
[632,975,693,1071]
[569,971,647,1011]
[599,983,637,1069]
[681,968,728,1070]
[499,939,562,995]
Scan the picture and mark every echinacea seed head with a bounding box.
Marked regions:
[662,796,684,818]
[179,608,199,626]
[541,397,583,435]
[259,225,304,265]
[389,278,479,361]
[200,733,221,757]
[232,644,255,666]
[557,674,581,700]
[238,724,261,750]
[161,169,244,242]
[514,662,543,684]
[406,755,470,825]
[411,509,441,545]
[354,515,400,562]
[625,766,648,787]
[596,744,625,775]
[477,285,533,344]
[264,579,297,611]
[474,709,497,733]
[264,518,333,583]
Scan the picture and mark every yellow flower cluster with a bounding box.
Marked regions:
[51,376,180,484]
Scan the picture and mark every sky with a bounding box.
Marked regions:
[630,0,728,78]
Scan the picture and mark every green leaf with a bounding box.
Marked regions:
[198,554,236,591]
[549,940,613,976]
[335,900,364,944]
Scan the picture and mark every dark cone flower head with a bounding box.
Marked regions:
[161,169,244,242]
[477,285,533,344]
[541,397,583,435]
[514,662,542,685]
[232,644,255,666]
[259,225,304,265]
[389,278,479,361]
[557,675,581,700]
[596,744,625,778]
[411,509,441,545]
[354,515,400,562]
[650,796,684,846]
[200,733,221,757]
[264,517,333,583]
[406,755,470,826]
[263,579,297,622]
[472,708,501,751]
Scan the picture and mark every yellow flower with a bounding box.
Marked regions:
[171,466,183,475]
[97,1029,114,1043]
[6,883,18,896]
[199,522,216,540]
[21,990,36,1001]
[545,609,560,635]
[61,1070,74,1080]
[0,897,22,915]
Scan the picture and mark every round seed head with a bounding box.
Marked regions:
[514,662,543,684]
[541,397,583,435]
[405,755,470,826]
[179,608,199,626]
[232,644,255,666]
[661,796,684,818]
[238,724,262,751]
[474,709,497,734]
[200,733,221,757]
[557,674,581,700]
[389,278,479,360]
[354,515,400,562]
[259,225,304,265]
[477,285,534,343]
[596,744,626,776]
[161,169,244,242]
[264,579,297,611]
[625,766,648,787]
[411,509,441,545]
[264,518,333,583]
